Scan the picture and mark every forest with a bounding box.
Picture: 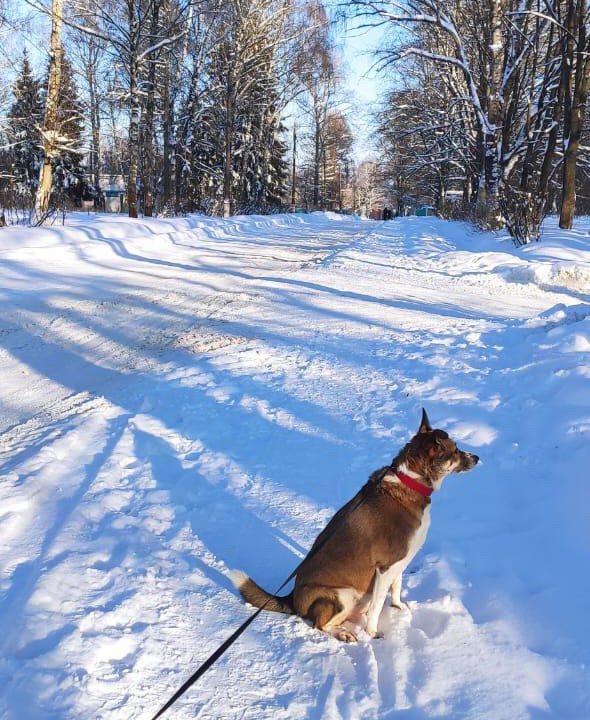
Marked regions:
[1,0,590,245]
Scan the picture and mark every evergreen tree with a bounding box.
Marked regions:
[190,12,289,215]
[7,51,44,194]
[184,78,225,214]
[258,84,289,211]
[266,121,289,210]
[43,53,87,203]
[236,88,288,212]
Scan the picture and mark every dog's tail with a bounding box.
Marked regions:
[229,570,294,614]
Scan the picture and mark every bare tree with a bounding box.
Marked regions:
[362,0,590,242]
[69,9,107,200]
[34,0,63,222]
[297,0,338,209]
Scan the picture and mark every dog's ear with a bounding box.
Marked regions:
[418,408,432,434]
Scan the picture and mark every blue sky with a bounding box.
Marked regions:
[340,17,389,160]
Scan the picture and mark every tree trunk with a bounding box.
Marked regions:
[538,20,564,209]
[436,165,448,215]
[128,57,140,218]
[223,66,234,218]
[462,174,472,205]
[322,145,327,208]
[161,67,172,210]
[313,117,320,208]
[174,149,182,213]
[560,0,590,229]
[142,0,161,217]
[560,65,590,228]
[88,60,101,199]
[478,0,505,227]
[34,0,63,223]
[291,122,296,210]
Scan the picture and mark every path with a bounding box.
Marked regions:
[1,213,588,719]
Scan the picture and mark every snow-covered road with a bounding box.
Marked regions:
[1,213,589,719]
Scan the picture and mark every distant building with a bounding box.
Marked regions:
[415,205,436,217]
[99,174,127,213]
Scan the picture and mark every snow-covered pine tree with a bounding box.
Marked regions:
[187,0,290,216]
[184,22,226,213]
[6,51,44,195]
[264,115,289,211]
[44,53,87,205]
[185,98,224,213]
[235,69,289,213]
[322,112,352,209]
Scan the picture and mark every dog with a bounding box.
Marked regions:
[232,409,479,642]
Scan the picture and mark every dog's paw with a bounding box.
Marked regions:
[391,599,410,611]
[334,627,357,643]
[365,625,383,639]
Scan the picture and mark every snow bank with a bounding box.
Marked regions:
[526,301,590,328]
[500,260,590,292]
[494,217,590,293]
[405,215,590,294]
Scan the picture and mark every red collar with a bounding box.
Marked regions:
[395,470,433,497]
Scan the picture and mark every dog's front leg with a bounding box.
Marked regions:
[366,565,401,638]
[390,573,408,611]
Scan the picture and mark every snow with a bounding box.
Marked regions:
[1,212,589,719]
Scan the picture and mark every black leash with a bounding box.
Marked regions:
[149,484,372,719]
[150,571,295,720]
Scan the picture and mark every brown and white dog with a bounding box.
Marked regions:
[232,409,479,642]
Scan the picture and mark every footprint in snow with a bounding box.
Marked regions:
[410,605,451,639]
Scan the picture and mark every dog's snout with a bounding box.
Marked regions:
[457,450,479,471]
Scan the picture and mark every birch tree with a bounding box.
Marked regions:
[34,0,63,222]
[45,0,191,217]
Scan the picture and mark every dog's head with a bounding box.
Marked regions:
[396,409,479,489]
